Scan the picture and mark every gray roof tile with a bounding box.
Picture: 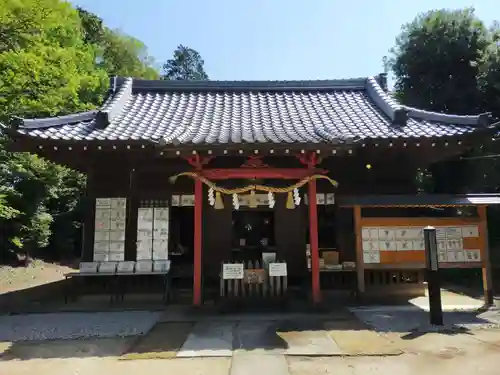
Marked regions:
[11,76,495,145]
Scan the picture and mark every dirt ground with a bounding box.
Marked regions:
[1,328,500,375]
[0,260,74,294]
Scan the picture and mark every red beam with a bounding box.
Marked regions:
[308,179,321,304]
[201,168,327,180]
[193,179,203,306]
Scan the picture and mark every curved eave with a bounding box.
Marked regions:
[6,125,496,154]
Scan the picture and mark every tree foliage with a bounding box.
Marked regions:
[390,8,491,115]
[1,0,209,263]
[76,7,159,80]
[162,45,209,80]
[389,8,500,197]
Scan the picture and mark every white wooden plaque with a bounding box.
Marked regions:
[93,253,108,261]
[181,195,195,206]
[316,193,325,205]
[137,229,153,241]
[222,263,244,279]
[98,261,117,273]
[255,194,269,206]
[95,198,111,207]
[171,195,180,206]
[117,261,135,273]
[462,226,479,238]
[446,227,462,239]
[153,239,169,252]
[153,260,171,272]
[137,208,154,230]
[269,262,287,277]
[109,241,125,253]
[108,252,124,261]
[154,207,169,222]
[80,262,98,273]
[94,231,110,242]
[326,193,335,205]
[109,230,125,242]
[136,252,152,260]
[93,240,109,253]
[110,197,127,209]
[136,260,153,273]
[154,228,169,239]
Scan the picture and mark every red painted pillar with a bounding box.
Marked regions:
[308,179,321,304]
[193,179,203,306]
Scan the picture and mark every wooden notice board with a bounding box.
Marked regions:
[359,217,483,269]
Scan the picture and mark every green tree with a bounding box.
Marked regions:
[388,7,500,248]
[390,8,489,115]
[0,0,164,262]
[0,0,108,120]
[76,7,159,79]
[162,44,209,80]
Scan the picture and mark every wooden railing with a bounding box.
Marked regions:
[365,269,423,287]
[219,260,288,306]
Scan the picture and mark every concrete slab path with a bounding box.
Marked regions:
[230,353,289,375]
[280,330,342,356]
[233,320,286,354]
[177,321,234,357]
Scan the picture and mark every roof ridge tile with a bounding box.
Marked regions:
[131,77,367,92]
[365,75,492,127]
[96,77,134,128]
[10,111,98,130]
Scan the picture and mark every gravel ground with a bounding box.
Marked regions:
[0,311,162,342]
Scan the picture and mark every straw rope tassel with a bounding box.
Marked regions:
[214,191,224,209]
[286,191,295,209]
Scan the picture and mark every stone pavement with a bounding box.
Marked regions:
[2,306,500,375]
[2,328,500,375]
[350,306,500,332]
[120,313,402,360]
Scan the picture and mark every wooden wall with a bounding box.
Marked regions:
[81,153,420,276]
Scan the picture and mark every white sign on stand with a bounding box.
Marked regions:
[222,263,244,279]
[269,262,287,277]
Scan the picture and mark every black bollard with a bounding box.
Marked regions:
[423,226,443,326]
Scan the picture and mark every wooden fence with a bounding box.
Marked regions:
[365,269,425,298]
[219,260,288,308]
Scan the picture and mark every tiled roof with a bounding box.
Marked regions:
[338,194,500,207]
[8,75,495,145]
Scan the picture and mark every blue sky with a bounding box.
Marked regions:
[71,0,497,82]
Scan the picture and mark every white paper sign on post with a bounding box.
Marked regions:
[222,263,244,279]
[269,262,287,277]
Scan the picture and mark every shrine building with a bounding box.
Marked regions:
[4,74,500,307]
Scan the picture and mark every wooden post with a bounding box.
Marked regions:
[353,206,365,295]
[308,180,321,304]
[478,205,493,306]
[125,168,138,261]
[82,167,95,262]
[193,179,203,306]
